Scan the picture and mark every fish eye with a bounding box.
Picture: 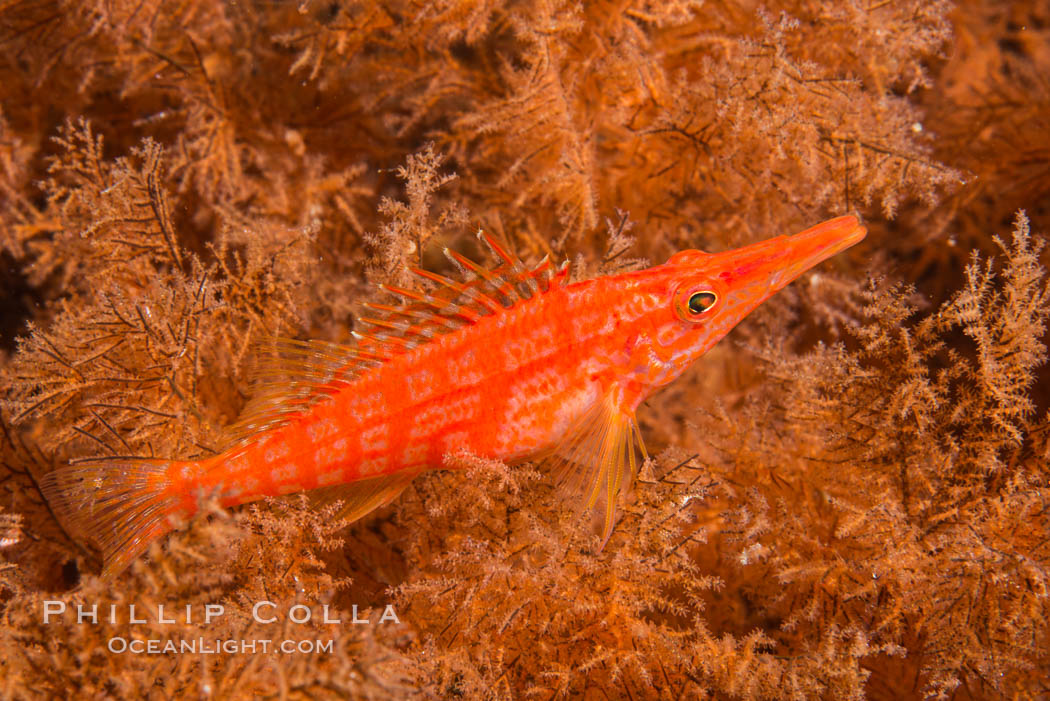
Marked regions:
[674,287,719,321]
[687,291,718,315]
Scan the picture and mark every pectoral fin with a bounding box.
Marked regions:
[539,392,648,546]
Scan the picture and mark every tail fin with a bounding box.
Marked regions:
[40,459,185,580]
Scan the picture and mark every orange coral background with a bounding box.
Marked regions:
[0,0,1048,698]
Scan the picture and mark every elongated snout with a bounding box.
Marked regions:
[707,215,867,294]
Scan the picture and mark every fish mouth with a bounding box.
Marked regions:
[707,214,868,295]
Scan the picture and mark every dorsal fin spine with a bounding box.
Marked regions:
[555,260,570,286]
[529,256,554,291]
[410,267,505,314]
[363,302,441,328]
[443,247,522,304]
[477,231,541,299]
[380,283,425,303]
[351,330,412,351]
[359,315,441,343]
[477,231,516,266]
[362,301,400,313]
[367,302,461,331]
[380,283,488,323]
[516,265,540,298]
[358,316,405,332]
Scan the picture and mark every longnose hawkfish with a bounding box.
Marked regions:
[42,215,866,578]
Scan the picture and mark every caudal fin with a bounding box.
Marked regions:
[40,460,185,580]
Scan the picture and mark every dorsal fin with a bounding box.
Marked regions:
[222,338,368,447]
[224,231,569,448]
[355,230,568,353]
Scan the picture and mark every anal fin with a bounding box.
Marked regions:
[539,391,647,546]
[307,471,417,525]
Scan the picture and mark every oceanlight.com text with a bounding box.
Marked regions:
[107,637,335,655]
